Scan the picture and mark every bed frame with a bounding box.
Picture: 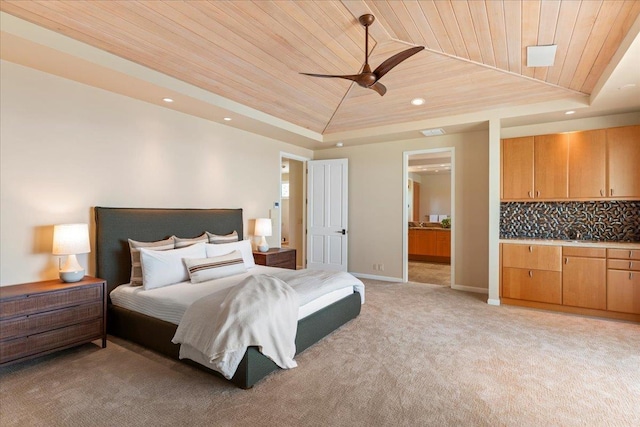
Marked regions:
[94,207,361,388]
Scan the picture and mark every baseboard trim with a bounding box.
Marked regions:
[487,298,501,306]
[452,284,488,294]
[351,272,403,283]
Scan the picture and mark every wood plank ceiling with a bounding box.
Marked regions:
[2,0,638,136]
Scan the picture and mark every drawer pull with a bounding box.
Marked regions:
[599,189,604,197]
[536,190,540,197]
[565,257,568,264]
[529,270,533,278]
[529,246,532,253]
[631,251,634,259]
[631,272,634,280]
[610,188,614,197]
[631,262,633,269]
[527,191,532,198]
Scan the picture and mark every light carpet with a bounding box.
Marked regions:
[1,280,639,427]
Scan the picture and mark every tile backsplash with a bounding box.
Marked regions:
[500,201,640,242]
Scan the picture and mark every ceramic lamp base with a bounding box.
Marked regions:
[60,269,85,283]
[258,236,269,252]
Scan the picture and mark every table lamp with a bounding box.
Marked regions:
[254,218,272,252]
[52,223,90,282]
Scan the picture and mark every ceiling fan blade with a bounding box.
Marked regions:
[373,46,424,80]
[300,72,362,83]
[369,82,387,96]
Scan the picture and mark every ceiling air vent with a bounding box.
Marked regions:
[421,128,445,137]
[527,45,557,67]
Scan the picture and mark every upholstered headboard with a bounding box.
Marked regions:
[94,207,243,296]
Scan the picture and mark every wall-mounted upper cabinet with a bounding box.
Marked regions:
[502,125,640,201]
[568,129,607,198]
[607,125,640,199]
[501,134,568,200]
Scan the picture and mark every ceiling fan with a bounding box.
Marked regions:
[301,14,424,96]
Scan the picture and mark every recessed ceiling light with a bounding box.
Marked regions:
[435,170,439,173]
[565,110,575,115]
[421,128,445,137]
[440,164,446,167]
[162,98,174,103]
[336,142,344,147]
[411,98,425,106]
[223,117,232,121]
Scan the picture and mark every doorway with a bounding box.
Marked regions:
[403,148,454,287]
[280,153,308,269]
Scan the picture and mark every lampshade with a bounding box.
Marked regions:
[52,223,90,255]
[254,218,272,237]
[254,218,272,253]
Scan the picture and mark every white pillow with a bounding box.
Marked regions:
[140,243,207,290]
[184,251,247,283]
[206,239,255,268]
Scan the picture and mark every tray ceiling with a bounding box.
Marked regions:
[1,0,639,142]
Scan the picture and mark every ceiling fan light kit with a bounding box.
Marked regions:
[300,14,424,96]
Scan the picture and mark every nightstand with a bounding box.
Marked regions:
[0,276,107,366]
[253,248,297,270]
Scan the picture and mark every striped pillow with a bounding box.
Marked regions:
[175,233,208,248]
[128,237,175,286]
[206,230,238,244]
[184,250,247,283]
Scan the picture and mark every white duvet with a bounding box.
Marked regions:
[172,269,365,379]
[173,274,299,379]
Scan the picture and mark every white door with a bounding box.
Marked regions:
[307,159,348,271]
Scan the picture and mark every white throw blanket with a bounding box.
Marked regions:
[172,274,299,379]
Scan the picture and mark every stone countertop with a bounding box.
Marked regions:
[409,227,451,231]
[499,238,640,250]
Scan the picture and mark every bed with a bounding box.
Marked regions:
[94,207,362,388]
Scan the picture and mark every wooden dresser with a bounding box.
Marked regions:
[0,276,107,366]
[253,248,296,269]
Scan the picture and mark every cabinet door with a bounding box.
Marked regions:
[408,229,419,255]
[607,270,640,314]
[534,133,569,199]
[502,267,562,304]
[607,125,640,198]
[435,231,451,257]
[502,244,562,271]
[422,231,437,256]
[562,256,606,310]
[502,137,534,200]
[568,130,606,198]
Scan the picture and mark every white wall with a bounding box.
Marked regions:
[315,131,489,290]
[0,61,312,285]
[419,173,451,221]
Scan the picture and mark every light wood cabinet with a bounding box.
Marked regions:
[501,243,640,322]
[607,248,640,314]
[435,230,451,257]
[562,247,606,310]
[502,244,562,304]
[607,125,640,199]
[502,244,562,271]
[502,136,534,200]
[502,267,562,304]
[568,129,607,198]
[501,125,640,201]
[534,133,569,199]
[607,271,640,314]
[501,134,568,200]
[408,229,450,262]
